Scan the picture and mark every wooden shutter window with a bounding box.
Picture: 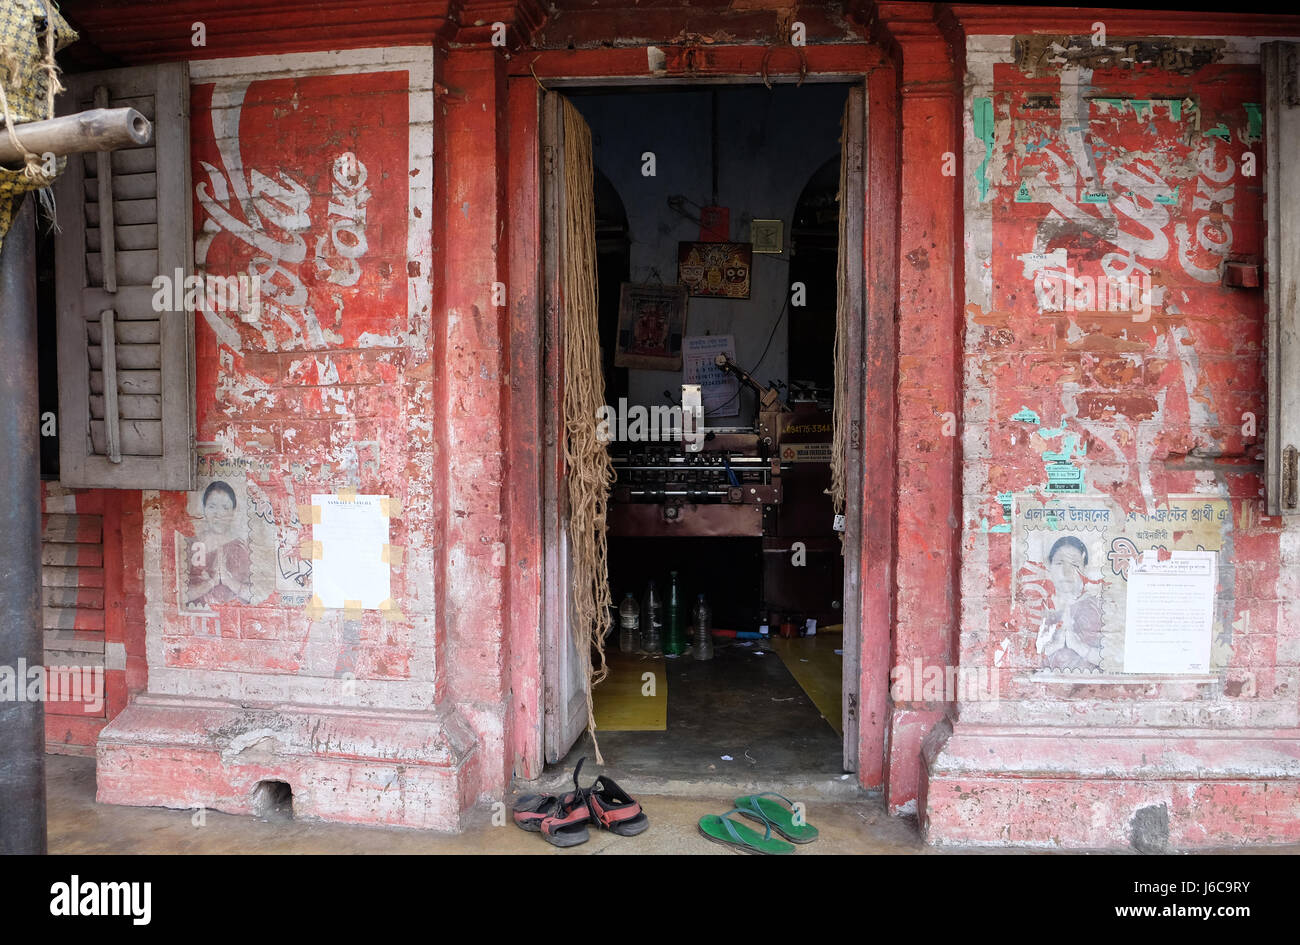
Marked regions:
[54,62,195,491]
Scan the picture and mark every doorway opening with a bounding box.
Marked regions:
[543,80,864,783]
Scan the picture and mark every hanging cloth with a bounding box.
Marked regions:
[0,0,77,252]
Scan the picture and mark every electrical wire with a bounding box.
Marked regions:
[708,263,792,417]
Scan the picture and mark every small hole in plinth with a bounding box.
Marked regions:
[252,780,294,821]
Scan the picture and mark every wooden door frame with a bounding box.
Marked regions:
[504,45,899,789]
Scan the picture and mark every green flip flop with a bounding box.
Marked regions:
[735,792,819,844]
[698,807,795,855]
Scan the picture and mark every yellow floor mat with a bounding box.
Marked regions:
[768,635,843,736]
[592,651,668,732]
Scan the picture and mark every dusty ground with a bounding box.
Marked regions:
[44,755,1300,855]
[47,753,933,854]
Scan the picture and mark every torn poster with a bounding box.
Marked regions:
[1011,494,1229,674]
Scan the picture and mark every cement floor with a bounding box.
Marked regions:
[46,753,926,854]
[44,754,1300,854]
[558,639,844,781]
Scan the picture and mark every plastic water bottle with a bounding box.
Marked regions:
[619,592,640,653]
[665,571,686,656]
[641,581,663,654]
[693,593,713,661]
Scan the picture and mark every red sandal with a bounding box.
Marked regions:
[577,759,649,836]
[512,793,559,832]
[538,790,591,848]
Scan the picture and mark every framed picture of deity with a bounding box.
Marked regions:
[677,241,752,299]
[614,282,688,370]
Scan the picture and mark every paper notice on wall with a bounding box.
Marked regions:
[311,494,391,610]
[1122,550,1217,674]
[683,334,739,417]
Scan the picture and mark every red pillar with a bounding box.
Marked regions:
[437,47,514,795]
[872,3,964,812]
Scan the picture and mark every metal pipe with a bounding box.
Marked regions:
[0,195,46,854]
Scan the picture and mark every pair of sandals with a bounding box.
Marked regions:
[512,758,649,848]
[698,792,819,854]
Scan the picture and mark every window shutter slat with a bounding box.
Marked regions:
[54,62,195,490]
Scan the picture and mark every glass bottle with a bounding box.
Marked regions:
[665,571,686,656]
[641,581,663,654]
[619,592,640,653]
[693,593,713,661]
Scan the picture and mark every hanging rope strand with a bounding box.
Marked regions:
[829,101,851,545]
[559,97,615,765]
[41,0,64,122]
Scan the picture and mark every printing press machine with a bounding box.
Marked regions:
[606,354,842,626]
[608,354,800,539]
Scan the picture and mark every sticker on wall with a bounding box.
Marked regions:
[614,282,688,371]
[678,242,752,299]
[1036,422,1087,494]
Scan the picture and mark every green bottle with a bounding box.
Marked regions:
[665,571,686,655]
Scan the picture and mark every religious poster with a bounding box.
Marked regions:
[682,334,739,417]
[614,282,687,370]
[678,241,752,299]
[1011,494,1229,674]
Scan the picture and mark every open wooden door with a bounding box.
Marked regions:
[541,91,599,762]
[837,84,867,772]
[1264,43,1300,516]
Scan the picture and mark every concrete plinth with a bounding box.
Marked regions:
[920,720,1300,850]
[96,695,481,831]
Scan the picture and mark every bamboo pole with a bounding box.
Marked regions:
[0,107,151,167]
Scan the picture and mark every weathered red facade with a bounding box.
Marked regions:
[40,1,1300,848]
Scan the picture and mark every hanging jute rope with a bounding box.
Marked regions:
[829,100,850,548]
[0,0,76,252]
[559,96,616,764]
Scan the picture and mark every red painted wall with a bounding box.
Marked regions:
[966,48,1281,717]
[41,485,141,753]
[157,69,419,683]
[52,0,1300,844]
